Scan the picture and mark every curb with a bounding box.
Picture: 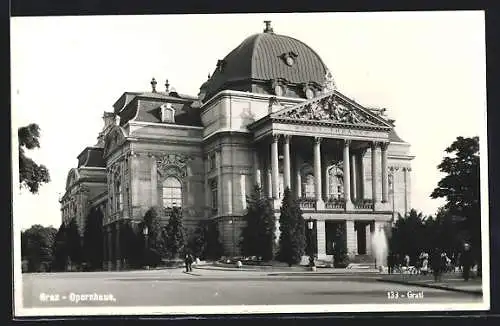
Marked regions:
[377,279,483,296]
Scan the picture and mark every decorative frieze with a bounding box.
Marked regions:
[156,153,193,178]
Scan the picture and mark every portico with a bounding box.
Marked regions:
[248,91,394,259]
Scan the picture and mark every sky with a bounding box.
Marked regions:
[10,11,487,231]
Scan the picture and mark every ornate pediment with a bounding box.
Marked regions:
[271,92,391,128]
[156,153,193,178]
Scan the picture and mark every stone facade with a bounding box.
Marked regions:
[61,25,414,270]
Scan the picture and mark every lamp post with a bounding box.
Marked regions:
[143,225,149,270]
[307,217,315,271]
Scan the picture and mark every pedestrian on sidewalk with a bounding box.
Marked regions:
[185,253,193,273]
[461,243,473,281]
[387,252,394,274]
[431,248,442,282]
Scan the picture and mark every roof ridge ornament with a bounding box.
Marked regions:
[263,20,274,33]
[151,77,157,93]
[322,69,336,94]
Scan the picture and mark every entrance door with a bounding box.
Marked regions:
[357,223,366,255]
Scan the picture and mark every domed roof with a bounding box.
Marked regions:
[200,22,329,101]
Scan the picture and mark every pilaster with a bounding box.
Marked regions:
[346,220,358,258]
[316,220,326,257]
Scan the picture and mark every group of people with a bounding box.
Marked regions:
[387,243,475,281]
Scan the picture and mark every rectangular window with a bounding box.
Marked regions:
[210,179,218,212]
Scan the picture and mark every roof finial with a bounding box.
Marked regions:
[263,20,273,33]
[151,77,157,93]
[165,79,170,93]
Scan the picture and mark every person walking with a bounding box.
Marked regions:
[431,248,442,282]
[461,243,473,281]
[184,253,193,273]
[387,252,394,274]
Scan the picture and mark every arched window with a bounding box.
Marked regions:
[328,165,344,200]
[303,174,315,198]
[162,177,182,208]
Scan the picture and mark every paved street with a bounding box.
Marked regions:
[21,267,482,308]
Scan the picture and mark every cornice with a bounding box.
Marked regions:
[127,120,204,131]
[200,89,304,114]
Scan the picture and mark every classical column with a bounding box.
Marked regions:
[404,167,412,215]
[253,150,261,188]
[343,139,352,209]
[295,156,302,198]
[324,166,330,201]
[350,153,357,202]
[313,137,324,209]
[283,135,291,190]
[267,168,273,198]
[271,134,280,199]
[115,222,121,271]
[381,142,389,203]
[358,149,366,200]
[371,142,379,204]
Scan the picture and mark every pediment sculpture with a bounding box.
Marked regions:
[277,96,378,126]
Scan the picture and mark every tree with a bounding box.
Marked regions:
[52,223,68,271]
[66,218,83,269]
[143,206,169,259]
[83,207,103,270]
[18,123,50,194]
[277,187,306,266]
[389,209,430,265]
[430,136,481,269]
[188,222,207,259]
[204,220,224,260]
[165,207,186,258]
[121,221,143,268]
[240,185,276,261]
[21,225,57,272]
[332,223,349,267]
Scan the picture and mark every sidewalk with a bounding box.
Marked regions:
[377,273,483,295]
[194,263,380,275]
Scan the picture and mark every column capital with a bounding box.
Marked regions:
[389,166,399,172]
[283,134,291,143]
[272,133,281,142]
[371,141,379,150]
[344,139,351,147]
[380,142,390,151]
[314,137,322,145]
